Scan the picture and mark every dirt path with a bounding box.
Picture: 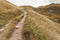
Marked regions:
[9,12,27,40]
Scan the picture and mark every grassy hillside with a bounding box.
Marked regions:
[20,4,60,23]
[22,9,60,40]
[37,4,60,23]
[0,0,22,28]
[0,0,24,40]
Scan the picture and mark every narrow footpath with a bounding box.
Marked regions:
[9,12,27,40]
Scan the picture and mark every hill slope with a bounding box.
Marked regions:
[0,0,22,28]
[22,8,60,40]
[19,4,60,24]
[37,4,60,23]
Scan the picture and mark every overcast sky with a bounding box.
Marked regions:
[7,0,60,7]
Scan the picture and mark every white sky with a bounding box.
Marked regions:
[7,0,60,7]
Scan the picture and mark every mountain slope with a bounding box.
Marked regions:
[37,4,60,23]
